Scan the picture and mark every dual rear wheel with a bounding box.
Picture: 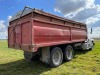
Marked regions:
[50,45,74,67]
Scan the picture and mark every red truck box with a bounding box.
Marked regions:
[8,7,94,67]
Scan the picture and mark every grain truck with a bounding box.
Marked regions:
[8,6,94,67]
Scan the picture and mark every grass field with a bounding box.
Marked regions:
[0,40,100,75]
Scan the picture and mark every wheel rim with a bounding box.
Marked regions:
[52,50,62,65]
[66,48,73,59]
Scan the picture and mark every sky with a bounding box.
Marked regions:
[0,0,100,39]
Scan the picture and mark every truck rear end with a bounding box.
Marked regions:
[8,10,33,52]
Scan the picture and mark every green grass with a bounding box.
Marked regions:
[0,40,100,75]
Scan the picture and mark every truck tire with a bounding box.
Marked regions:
[50,47,63,67]
[63,45,74,61]
[24,51,33,62]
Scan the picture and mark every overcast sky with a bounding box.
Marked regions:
[0,0,100,39]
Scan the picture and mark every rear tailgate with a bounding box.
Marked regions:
[8,18,32,52]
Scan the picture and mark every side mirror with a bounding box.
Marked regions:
[90,28,92,34]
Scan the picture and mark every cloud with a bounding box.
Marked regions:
[55,0,96,17]
[0,31,7,39]
[86,16,99,25]
[55,0,86,15]
[72,5,100,21]
[8,16,12,21]
[86,14,100,27]
[88,27,100,38]
[0,15,12,39]
[0,20,7,39]
[54,0,100,38]
[55,0,100,21]
[0,20,6,32]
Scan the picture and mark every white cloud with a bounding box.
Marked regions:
[88,27,100,38]
[54,0,100,38]
[8,16,12,21]
[55,0,96,17]
[0,20,7,39]
[86,0,95,8]
[0,31,7,39]
[0,20,6,32]
[8,6,14,10]
[55,0,86,15]
[86,15,100,25]
[72,5,100,21]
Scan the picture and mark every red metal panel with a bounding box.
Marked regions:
[71,28,87,41]
[33,20,70,44]
[15,25,21,45]
[8,27,14,48]
[8,18,32,51]
[32,19,87,52]
[22,22,31,44]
